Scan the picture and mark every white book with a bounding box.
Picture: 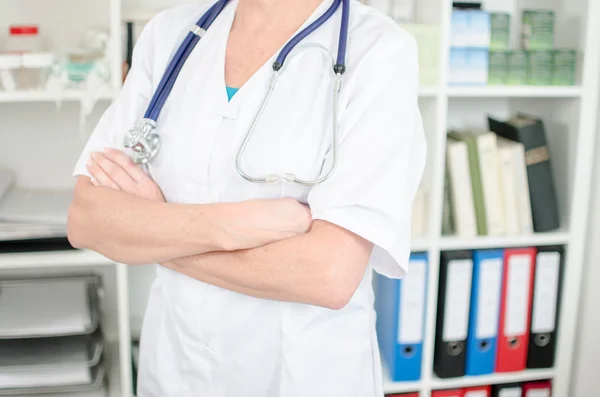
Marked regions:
[497,141,520,235]
[446,139,477,236]
[508,139,534,234]
[476,132,505,235]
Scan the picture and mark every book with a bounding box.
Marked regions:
[442,171,454,235]
[446,138,477,236]
[497,139,521,235]
[498,137,534,234]
[448,130,505,235]
[488,114,560,232]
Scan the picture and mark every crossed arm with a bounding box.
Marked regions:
[67,149,373,309]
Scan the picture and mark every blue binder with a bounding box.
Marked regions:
[466,249,504,376]
[375,252,428,382]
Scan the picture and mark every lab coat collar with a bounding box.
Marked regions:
[202,0,338,119]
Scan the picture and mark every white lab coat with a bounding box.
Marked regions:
[74,0,426,395]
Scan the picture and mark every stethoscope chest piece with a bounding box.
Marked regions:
[124,118,161,164]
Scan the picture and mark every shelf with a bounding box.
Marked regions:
[382,371,421,394]
[383,380,422,394]
[446,86,582,98]
[0,89,115,103]
[439,230,570,250]
[0,249,115,269]
[411,238,430,252]
[431,368,556,390]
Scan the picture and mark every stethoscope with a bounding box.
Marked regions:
[123,0,349,186]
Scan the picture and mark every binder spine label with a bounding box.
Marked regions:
[505,254,532,336]
[476,258,503,339]
[398,259,427,343]
[443,259,473,341]
[525,146,550,165]
[527,391,550,397]
[499,388,522,397]
[465,391,487,397]
[532,252,560,333]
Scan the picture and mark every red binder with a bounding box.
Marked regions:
[497,247,536,372]
[432,390,464,397]
[524,380,552,397]
[464,385,491,397]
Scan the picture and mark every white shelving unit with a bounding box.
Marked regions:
[445,85,583,98]
[0,89,116,103]
[0,0,599,396]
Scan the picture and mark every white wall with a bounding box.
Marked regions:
[571,80,600,394]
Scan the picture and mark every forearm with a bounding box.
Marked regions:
[68,179,307,265]
[164,221,373,309]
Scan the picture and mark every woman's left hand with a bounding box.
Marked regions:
[86,148,165,202]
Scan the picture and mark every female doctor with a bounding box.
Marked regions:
[67,0,426,394]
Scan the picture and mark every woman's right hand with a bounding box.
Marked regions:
[221,198,313,250]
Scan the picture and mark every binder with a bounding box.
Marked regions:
[432,390,464,397]
[527,246,563,369]
[376,253,428,381]
[464,385,492,397]
[497,248,536,372]
[488,114,560,232]
[434,251,473,378]
[466,249,504,376]
[492,383,523,397]
[523,381,552,397]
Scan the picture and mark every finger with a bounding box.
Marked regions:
[86,158,119,190]
[93,152,137,191]
[90,177,99,186]
[103,147,149,183]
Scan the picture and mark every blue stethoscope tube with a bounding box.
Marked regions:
[125,0,350,173]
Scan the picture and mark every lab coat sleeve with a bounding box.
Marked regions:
[72,13,159,178]
[307,36,426,279]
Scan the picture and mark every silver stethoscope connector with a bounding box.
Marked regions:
[123,118,161,164]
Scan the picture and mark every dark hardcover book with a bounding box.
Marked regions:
[488,114,560,232]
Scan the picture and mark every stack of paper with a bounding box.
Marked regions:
[0,187,71,242]
[0,277,105,394]
[0,335,102,389]
[0,279,94,338]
